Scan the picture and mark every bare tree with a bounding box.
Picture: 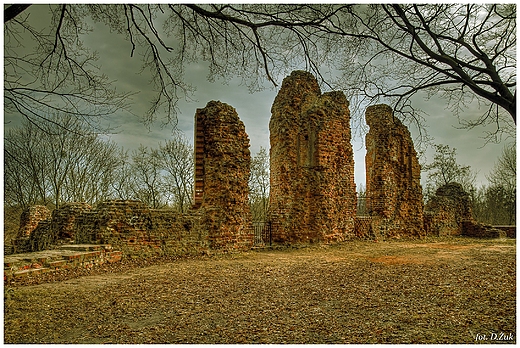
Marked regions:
[130,145,165,209]
[473,185,516,225]
[249,147,270,221]
[4,123,50,208]
[4,4,129,132]
[325,5,516,131]
[487,142,516,190]
[109,151,135,201]
[485,142,516,224]
[158,134,194,212]
[4,114,125,208]
[423,144,477,199]
[62,136,122,204]
[5,4,515,139]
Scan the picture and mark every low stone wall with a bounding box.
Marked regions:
[4,244,121,280]
[493,226,516,238]
[13,197,258,258]
[54,203,92,241]
[14,200,214,257]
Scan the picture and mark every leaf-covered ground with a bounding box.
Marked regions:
[4,237,516,344]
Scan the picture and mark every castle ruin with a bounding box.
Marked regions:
[10,70,512,272]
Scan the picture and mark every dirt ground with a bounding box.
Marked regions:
[3,237,516,344]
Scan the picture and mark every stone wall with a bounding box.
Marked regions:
[75,200,209,256]
[269,71,357,244]
[14,205,52,252]
[365,104,425,238]
[14,203,94,253]
[194,101,254,251]
[14,200,209,256]
[53,203,93,241]
[424,182,513,238]
[424,183,471,236]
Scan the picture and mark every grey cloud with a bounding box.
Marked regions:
[5,5,512,190]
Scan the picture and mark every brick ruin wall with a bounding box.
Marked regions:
[424,182,512,238]
[365,104,425,238]
[424,183,471,236]
[269,71,357,244]
[13,200,209,256]
[14,205,51,250]
[194,101,254,250]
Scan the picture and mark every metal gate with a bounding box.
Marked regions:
[253,221,272,246]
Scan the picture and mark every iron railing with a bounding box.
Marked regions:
[253,221,272,246]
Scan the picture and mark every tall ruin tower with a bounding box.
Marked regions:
[269,71,357,244]
[365,104,425,238]
[193,101,254,250]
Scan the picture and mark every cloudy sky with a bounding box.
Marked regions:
[4,4,515,189]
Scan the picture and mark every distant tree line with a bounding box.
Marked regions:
[4,115,194,212]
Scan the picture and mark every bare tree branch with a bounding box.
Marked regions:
[4,4,31,23]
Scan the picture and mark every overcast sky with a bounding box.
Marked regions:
[4,4,515,189]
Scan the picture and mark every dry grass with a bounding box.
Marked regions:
[4,237,516,344]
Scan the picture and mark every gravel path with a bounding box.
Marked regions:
[4,238,516,344]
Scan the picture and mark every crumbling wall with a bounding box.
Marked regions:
[16,200,209,256]
[14,205,52,253]
[424,183,471,236]
[53,203,92,241]
[194,101,254,251]
[15,203,93,253]
[424,182,509,238]
[365,104,424,238]
[75,200,209,256]
[269,70,357,244]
